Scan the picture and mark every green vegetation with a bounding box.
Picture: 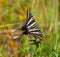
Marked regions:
[0,0,59,57]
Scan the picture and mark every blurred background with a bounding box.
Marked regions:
[0,0,60,57]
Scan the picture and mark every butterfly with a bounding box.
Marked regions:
[12,11,43,40]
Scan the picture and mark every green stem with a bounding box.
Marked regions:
[55,0,59,57]
[0,23,20,28]
[42,0,49,20]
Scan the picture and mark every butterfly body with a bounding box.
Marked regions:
[21,25,28,35]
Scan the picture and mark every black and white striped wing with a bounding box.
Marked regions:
[26,11,43,40]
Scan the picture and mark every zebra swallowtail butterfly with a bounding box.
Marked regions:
[21,11,43,40]
[12,11,43,40]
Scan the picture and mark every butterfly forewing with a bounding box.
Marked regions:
[26,11,43,40]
